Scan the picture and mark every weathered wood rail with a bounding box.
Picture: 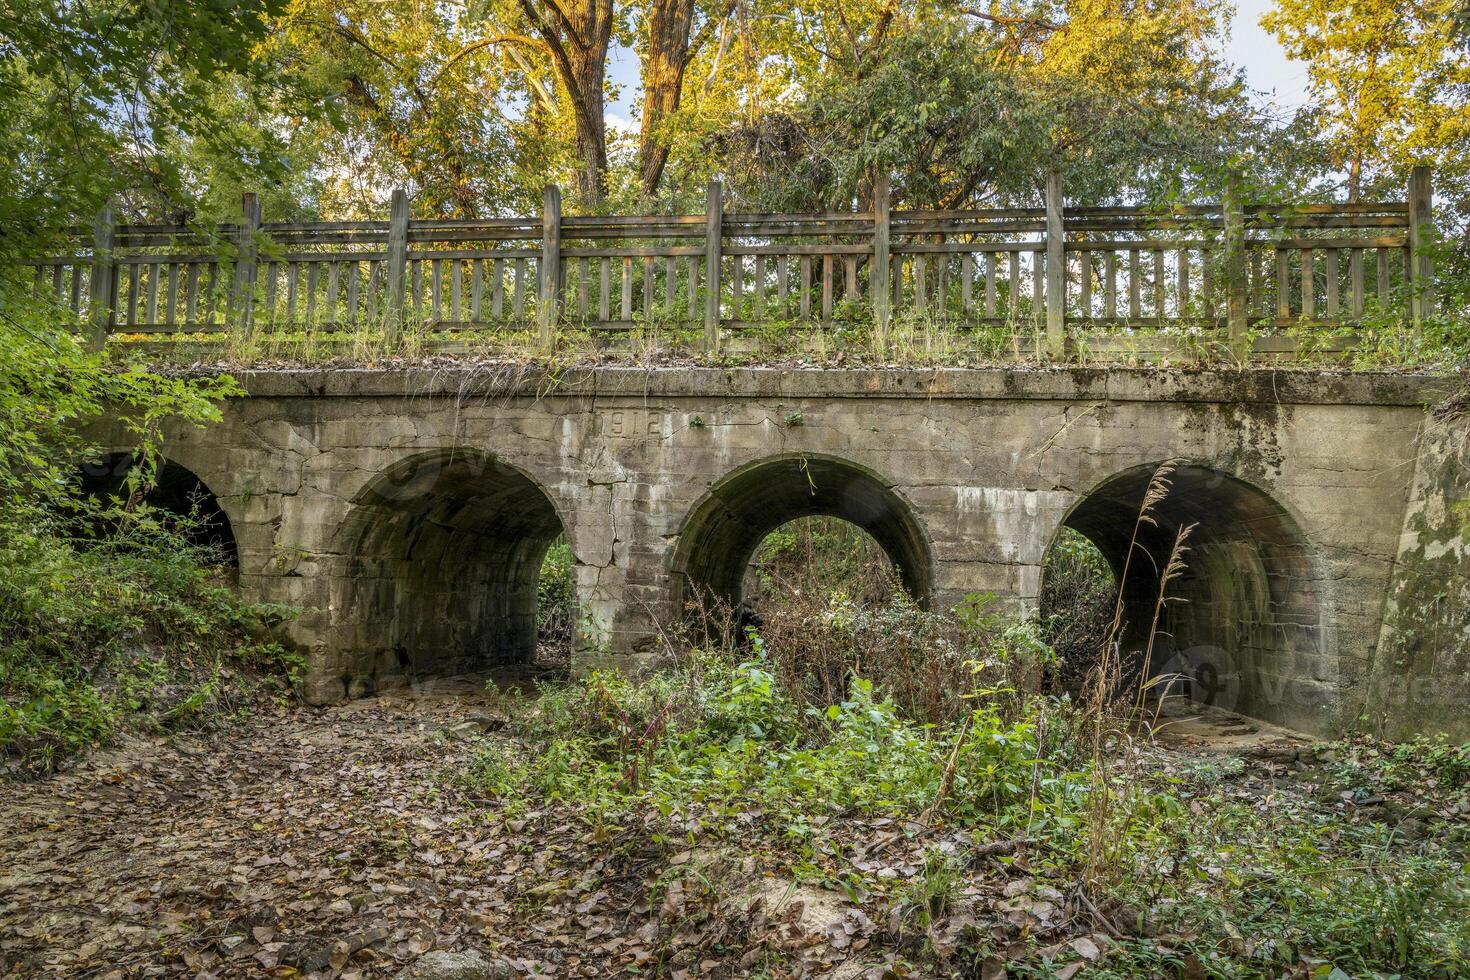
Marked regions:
[26,168,1436,356]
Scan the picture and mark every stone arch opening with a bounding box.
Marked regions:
[339,449,570,688]
[77,451,238,568]
[672,454,933,616]
[1049,462,1329,729]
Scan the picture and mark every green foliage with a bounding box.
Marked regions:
[0,292,296,773]
[469,643,1083,835]
[1038,527,1117,693]
[536,534,576,655]
[0,510,299,772]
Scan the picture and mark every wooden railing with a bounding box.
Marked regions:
[24,168,1436,356]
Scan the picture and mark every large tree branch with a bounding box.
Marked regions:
[518,0,585,100]
[435,33,548,81]
[686,0,737,69]
[957,7,1060,31]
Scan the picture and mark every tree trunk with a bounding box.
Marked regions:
[519,0,614,205]
[639,0,697,197]
[570,48,610,203]
[637,0,734,198]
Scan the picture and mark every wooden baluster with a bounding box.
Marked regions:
[513,258,527,320]
[914,254,927,313]
[822,253,834,325]
[50,265,63,302]
[1078,253,1092,320]
[665,257,677,319]
[1128,248,1141,321]
[1300,247,1314,319]
[686,256,699,321]
[346,261,361,323]
[1276,248,1290,321]
[1325,249,1339,319]
[1249,250,1263,319]
[1350,249,1365,319]
[327,261,340,325]
[262,263,278,325]
[1200,249,1214,319]
[492,258,505,319]
[937,255,949,317]
[367,262,381,324]
[1009,252,1020,321]
[985,253,997,317]
[891,255,902,316]
[800,256,812,320]
[1104,252,1117,319]
[470,259,483,322]
[203,265,218,324]
[753,254,765,321]
[620,257,633,320]
[1032,250,1045,318]
[1152,249,1165,322]
[599,257,611,321]
[775,255,788,313]
[165,264,178,326]
[70,265,84,314]
[579,258,590,321]
[411,260,422,322]
[642,256,654,319]
[1376,249,1390,303]
[450,259,463,322]
[1176,250,1189,317]
[960,253,973,314]
[306,262,320,327]
[186,264,201,325]
[143,262,158,323]
[729,254,742,317]
[430,259,442,322]
[126,265,139,327]
[844,255,858,302]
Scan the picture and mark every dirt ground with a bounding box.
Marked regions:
[0,686,1412,979]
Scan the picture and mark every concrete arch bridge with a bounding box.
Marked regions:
[94,366,1470,739]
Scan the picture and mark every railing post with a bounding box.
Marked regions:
[1408,164,1434,324]
[385,188,409,344]
[1223,180,1249,361]
[540,184,562,347]
[703,178,723,351]
[872,173,891,354]
[87,204,115,351]
[233,192,261,337]
[1044,171,1065,357]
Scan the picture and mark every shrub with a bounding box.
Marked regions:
[1038,527,1116,694]
[0,503,298,773]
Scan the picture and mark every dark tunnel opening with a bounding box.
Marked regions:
[340,450,570,687]
[1047,462,1328,728]
[77,451,238,568]
[672,454,933,619]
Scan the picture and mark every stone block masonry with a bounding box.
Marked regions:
[94,366,1464,738]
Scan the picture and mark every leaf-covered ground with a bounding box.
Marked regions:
[1,685,1465,979]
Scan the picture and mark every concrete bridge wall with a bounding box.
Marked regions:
[110,367,1462,738]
